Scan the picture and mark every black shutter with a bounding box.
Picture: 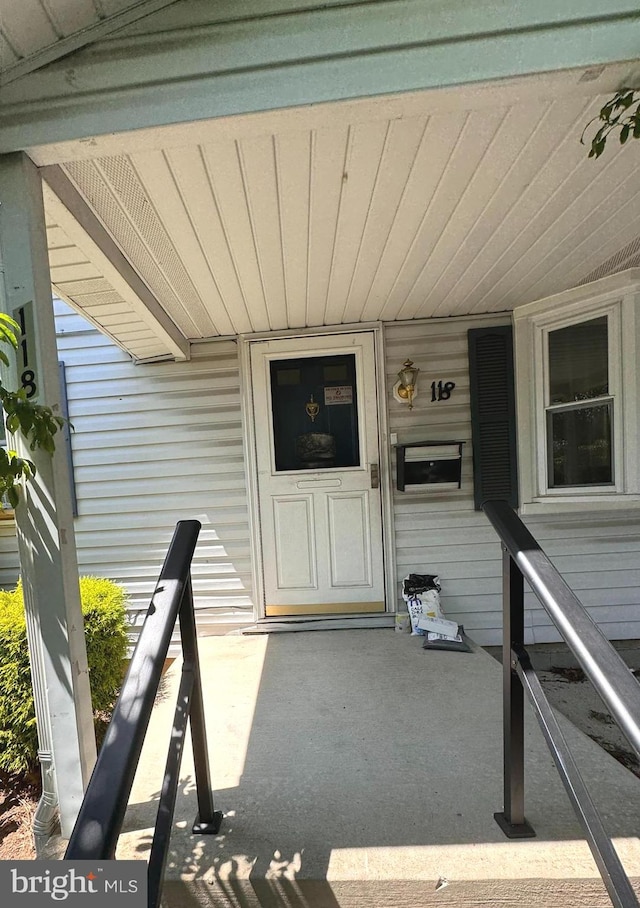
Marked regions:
[468,326,518,510]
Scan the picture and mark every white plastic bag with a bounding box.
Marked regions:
[402,575,442,635]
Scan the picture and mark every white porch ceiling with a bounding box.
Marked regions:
[31,66,640,359]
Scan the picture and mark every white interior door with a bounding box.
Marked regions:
[250,332,385,617]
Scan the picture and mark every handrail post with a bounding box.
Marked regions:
[482,501,640,905]
[494,545,535,838]
[179,575,223,835]
[65,520,203,862]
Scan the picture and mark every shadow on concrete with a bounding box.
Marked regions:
[118,630,640,906]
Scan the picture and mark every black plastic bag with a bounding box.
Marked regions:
[402,573,441,596]
[422,625,473,653]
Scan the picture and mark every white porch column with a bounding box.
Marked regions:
[0,152,96,839]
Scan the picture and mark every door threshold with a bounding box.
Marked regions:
[243,614,395,634]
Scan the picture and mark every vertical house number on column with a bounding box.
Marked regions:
[13,302,39,401]
[430,380,456,402]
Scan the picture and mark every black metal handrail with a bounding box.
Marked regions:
[483,499,640,908]
[65,520,222,908]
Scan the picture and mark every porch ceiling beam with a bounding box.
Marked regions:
[1,1,640,153]
[0,0,182,88]
[41,164,190,362]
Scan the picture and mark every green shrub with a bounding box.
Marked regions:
[79,577,129,713]
[0,576,128,774]
[0,584,36,775]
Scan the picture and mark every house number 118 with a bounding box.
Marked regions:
[13,302,39,401]
[430,380,456,402]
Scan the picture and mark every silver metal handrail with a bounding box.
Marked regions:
[483,499,640,908]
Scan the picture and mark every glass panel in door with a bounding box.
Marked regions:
[269,354,360,471]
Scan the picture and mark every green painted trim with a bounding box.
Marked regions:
[0,0,183,88]
[1,0,639,151]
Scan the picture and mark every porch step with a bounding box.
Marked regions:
[116,631,640,907]
[160,877,635,907]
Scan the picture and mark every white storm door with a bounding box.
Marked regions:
[250,332,385,617]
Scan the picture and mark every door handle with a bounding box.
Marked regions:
[370,463,380,489]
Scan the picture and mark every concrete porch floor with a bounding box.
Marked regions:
[116,630,640,908]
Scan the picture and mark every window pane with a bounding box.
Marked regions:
[548,403,612,487]
[270,354,360,471]
[548,316,608,404]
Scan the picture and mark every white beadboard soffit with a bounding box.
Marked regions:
[42,168,190,361]
[45,203,177,362]
[38,70,640,352]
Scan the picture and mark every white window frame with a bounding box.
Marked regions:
[514,271,640,514]
[537,302,621,496]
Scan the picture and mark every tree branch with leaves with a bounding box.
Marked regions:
[0,312,64,508]
[583,88,640,159]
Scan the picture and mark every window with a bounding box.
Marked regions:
[546,316,613,488]
[513,272,640,512]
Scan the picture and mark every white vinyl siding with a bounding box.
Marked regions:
[385,314,640,646]
[0,524,19,588]
[0,301,639,647]
[58,301,254,637]
[516,515,640,643]
[0,299,255,639]
[386,315,509,644]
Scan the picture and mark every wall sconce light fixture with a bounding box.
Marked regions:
[393,359,420,409]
